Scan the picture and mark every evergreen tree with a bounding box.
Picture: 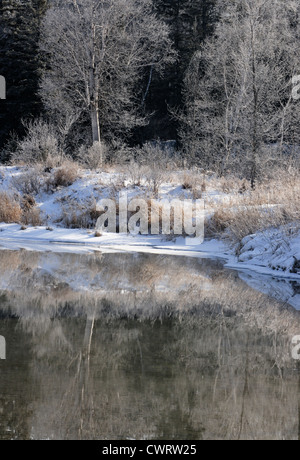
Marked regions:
[0,0,48,156]
[135,0,218,143]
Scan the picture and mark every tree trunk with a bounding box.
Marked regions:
[90,17,102,166]
[250,21,258,190]
[91,105,101,144]
[90,105,103,165]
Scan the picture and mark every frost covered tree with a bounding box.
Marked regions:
[40,0,175,162]
[180,0,300,186]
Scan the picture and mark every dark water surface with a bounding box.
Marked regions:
[0,249,299,440]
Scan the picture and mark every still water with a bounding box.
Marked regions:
[0,249,299,440]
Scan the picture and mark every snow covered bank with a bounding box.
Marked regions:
[0,166,299,287]
[232,227,300,278]
[0,222,300,281]
[1,222,300,309]
[0,223,228,258]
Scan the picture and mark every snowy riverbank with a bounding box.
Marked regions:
[0,165,299,284]
[0,222,300,282]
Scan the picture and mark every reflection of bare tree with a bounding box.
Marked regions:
[237,334,249,440]
[78,315,95,439]
[13,305,300,440]
[0,320,33,440]
[56,314,96,440]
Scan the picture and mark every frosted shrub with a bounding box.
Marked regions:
[11,119,63,167]
[12,166,47,195]
[78,142,107,169]
[135,142,172,196]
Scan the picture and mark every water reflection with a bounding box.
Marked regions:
[0,249,299,440]
[238,271,300,310]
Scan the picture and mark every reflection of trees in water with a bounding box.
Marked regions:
[0,318,33,440]
[3,294,300,440]
[0,250,224,300]
[0,249,300,439]
[20,310,299,440]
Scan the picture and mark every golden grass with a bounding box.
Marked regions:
[59,198,100,229]
[51,162,79,188]
[0,192,22,223]
[22,207,43,227]
[206,171,300,246]
[181,171,205,199]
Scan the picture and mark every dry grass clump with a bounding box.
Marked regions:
[59,198,100,229]
[21,194,36,211]
[207,206,270,244]
[0,192,22,223]
[206,169,300,247]
[12,161,80,196]
[219,176,249,194]
[51,162,79,188]
[20,194,43,226]
[22,207,43,226]
[58,192,197,236]
[0,191,43,226]
[120,194,199,237]
[182,171,206,199]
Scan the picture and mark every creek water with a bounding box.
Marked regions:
[0,249,299,440]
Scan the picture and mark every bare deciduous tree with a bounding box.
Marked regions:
[40,0,175,164]
[180,0,300,186]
